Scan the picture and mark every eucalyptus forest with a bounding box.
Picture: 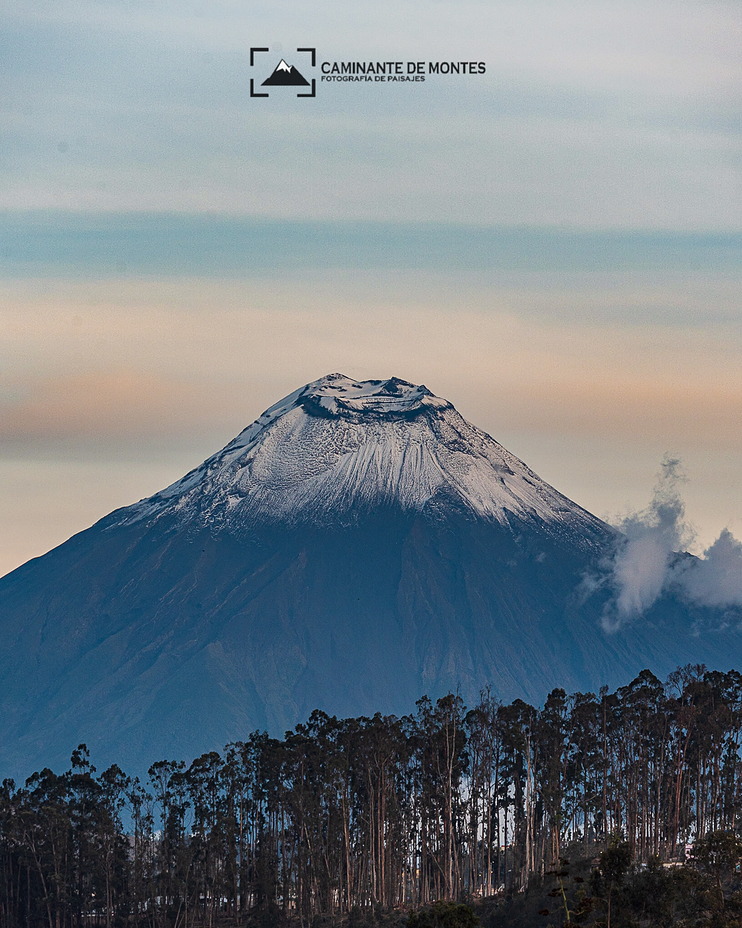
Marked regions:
[4,664,742,927]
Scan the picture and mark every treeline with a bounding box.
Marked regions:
[2,664,742,927]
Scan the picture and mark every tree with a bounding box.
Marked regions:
[691,829,742,909]
[590,838,633,928]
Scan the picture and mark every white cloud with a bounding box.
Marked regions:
[596,458,742,629]
[600,457,690,629]
[680,529,742,609]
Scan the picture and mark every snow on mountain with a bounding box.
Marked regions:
[119,374,609,547]
[0,372,738,781]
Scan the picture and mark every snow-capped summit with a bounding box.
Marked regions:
[275,59,292,72]
[120,373,610,547]
[2,372,735,783]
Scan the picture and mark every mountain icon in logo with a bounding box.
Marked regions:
[262,59,310,87]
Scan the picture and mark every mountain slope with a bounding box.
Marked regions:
[0,374,737,779]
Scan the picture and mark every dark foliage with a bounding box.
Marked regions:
[3,665,742,926]
[407,901,480,927]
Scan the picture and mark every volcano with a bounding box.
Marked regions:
[0,374,738,779]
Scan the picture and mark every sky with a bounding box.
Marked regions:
[1,0,741,577]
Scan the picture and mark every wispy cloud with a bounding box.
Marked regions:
[2,1,739,226]
[0,369,224,440]
[2,213,741,278]
[592,457,742,630]
[602,457,691,628]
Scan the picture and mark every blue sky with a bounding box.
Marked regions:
[0,0,740,574]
